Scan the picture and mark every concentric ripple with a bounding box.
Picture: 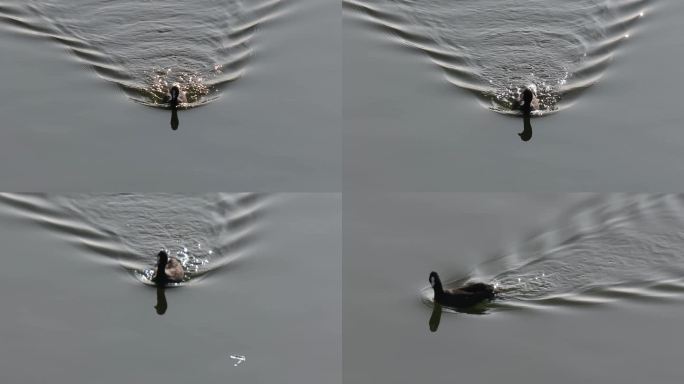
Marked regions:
[0,0,282,108]
[422,195,684,313]
[0,193,270,286]
[345,0,651,114]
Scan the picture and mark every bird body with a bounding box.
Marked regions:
[520,87,539,117]
[153,250,185,284]
[429,271,495,308]
[168,83,187,107]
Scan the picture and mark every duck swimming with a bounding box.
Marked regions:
[519,87,539,117]
[429,271,495,308]
[167,83,187,107]
[152,250,185,285]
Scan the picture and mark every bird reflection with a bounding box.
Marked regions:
[170,106,179,131]
[426,271,494,332]
[429,302,442,332]
[518,115,532,142]
[427,301,492,332]
[516,87,536,142]
[165,84,185,131]
[151,250,184,315]
[155,285,168,315]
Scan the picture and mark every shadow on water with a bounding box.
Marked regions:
[421,195,684,320]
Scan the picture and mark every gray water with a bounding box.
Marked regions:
[346,0,648,114]
[0,0,340,190]
[5,0,279,107]
[343,194,684,383]
[3,0,684,382]
[0,193,341,384]
[344,0,684,190]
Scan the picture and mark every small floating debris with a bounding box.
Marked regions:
[229,354,246,367]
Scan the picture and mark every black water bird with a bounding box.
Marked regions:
[167,84,185,130]
[167,84,187,108]
[516,87,537,141]
[429,271,495,309]
[152,250,185,285]
[520,88,535,117]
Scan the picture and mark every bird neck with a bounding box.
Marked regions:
[521,102,532,117]
[432,279,444,297]
[155,259,167,283]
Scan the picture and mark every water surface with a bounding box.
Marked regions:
[344,0,684,190]
[345,0,649,113]
[0,193,341,384]
[344,194,684,383]
[0,0,340,190]
[1,0,281,107]
[420,194,684,312]
[0,193,266,285]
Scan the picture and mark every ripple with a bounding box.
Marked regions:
[422,195,684,314]
[345,0,651,115]
[0,0,282,108]
[0,193,270,286]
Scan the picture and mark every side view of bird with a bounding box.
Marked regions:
[429,271,495,308]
